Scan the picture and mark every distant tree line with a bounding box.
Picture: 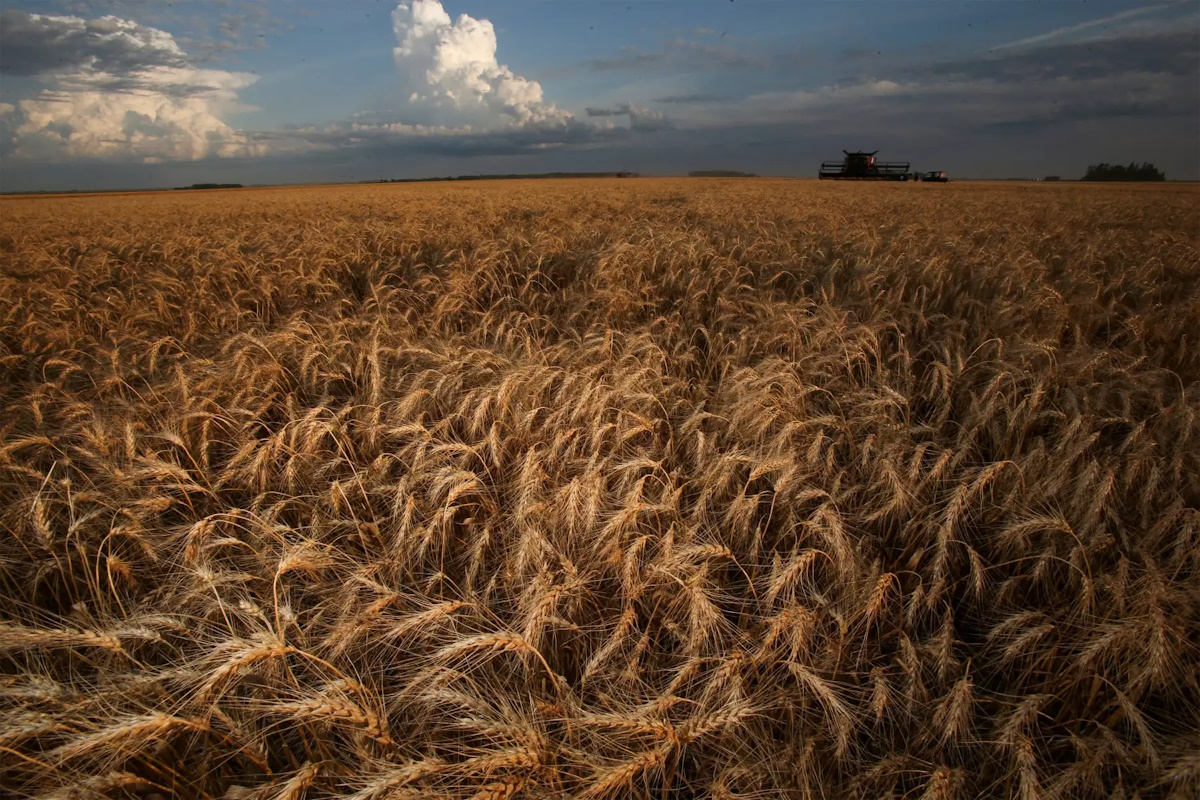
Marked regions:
[689,170,758,178]
[1081,163,1165,182]
[371,172,638,184]
[174,183,244,190]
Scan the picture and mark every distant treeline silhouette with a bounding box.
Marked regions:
[689,170,758,178]
[371,172,638,184]
[1081,163,1165,182]
[175,183,244,190]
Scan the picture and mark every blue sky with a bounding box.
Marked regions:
[1,0,1197,190]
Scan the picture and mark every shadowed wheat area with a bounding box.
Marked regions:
[1,178,1198,799]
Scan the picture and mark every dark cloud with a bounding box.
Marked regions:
[669,25,1200,145]
[218,15,246,39]
[978,95,1189,132]
[585,105,672,131]
[727,71,1196,137]
[655,93,725,105]
[257,119,638,160]
[926,31,1199,83]
[583,48,667,72]
[672,38,763,68]
[204,4,272,57]
[582,38,766,73]
[669,39,768,69]
[844,29,1200,135]
[0,10,190,77]
[629,112,672,133]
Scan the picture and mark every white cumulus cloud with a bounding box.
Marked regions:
[390,0,570,128]
[1,11,262,162]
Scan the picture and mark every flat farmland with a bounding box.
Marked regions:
[1,179,1198,798]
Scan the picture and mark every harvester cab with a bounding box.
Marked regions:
[847,151,876,173]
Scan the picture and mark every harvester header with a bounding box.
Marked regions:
[819,150,912,181]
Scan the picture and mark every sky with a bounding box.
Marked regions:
[0,0,1197,191]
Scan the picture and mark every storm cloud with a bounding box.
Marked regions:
[0,9,260,162]
[0,11,191,77]
[926,30,1199,83]
[586,104,671,132]
[654,93,725,105]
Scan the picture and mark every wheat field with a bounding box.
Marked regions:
[1,178,1197,799]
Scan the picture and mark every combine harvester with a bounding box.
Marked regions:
[818,150,912,181]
